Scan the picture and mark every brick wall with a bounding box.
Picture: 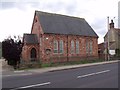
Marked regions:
[40,34,98,63]
[25,15,99,64]
[22,44,39,63]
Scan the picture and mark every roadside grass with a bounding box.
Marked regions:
[41,59,105,68]
[17,58,117,70]
[17,59,105,70]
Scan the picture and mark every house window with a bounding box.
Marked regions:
[86,41,89,54]
[59,40,64,54]
[71,40,75,54]
[76,40,79,54]
[54,40,58,53]
[89,41,93,54]
[86,40,93,55]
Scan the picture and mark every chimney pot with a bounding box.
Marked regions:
[109,19,114,29]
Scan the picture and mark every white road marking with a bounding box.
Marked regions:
[10,82,51,90]
[95,70,110,74]
[19,73,33,76]
[77,70,110,78]
[3,73,32,77]
[14,70,25,73]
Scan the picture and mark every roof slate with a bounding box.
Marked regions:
[35,11,98,37]
[23,34,38,44]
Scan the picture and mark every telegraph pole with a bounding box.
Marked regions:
[107,17,110,61]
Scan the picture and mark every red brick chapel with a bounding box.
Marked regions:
[22,10,98,64]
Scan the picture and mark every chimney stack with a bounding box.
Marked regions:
[109,19,114,29]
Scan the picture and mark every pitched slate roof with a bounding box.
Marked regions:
[23,34,38,44]
[34,10,98,37]
[104,28,120,38]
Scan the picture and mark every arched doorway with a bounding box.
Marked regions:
[30,48,37,61]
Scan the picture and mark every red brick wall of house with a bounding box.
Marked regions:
[22,44,39,63]
[40,34,98,63]
[31,15,43,42]
[26,15,99,63]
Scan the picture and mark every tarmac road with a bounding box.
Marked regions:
[2,61,119,89]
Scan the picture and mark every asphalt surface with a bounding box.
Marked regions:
[2,61,118,89]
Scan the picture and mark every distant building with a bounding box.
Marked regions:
[22,10,98,64]
[104,20,120,50]
[103,20,120,58]
[98,20,120,59]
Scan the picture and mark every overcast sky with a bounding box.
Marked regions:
[0,0,119,43]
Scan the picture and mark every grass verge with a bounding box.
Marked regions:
[41,59,105,68]
[17,58,116,70]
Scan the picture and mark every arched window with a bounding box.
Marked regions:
[86,41,89,54]
[71,40,75,54]
[76,40,79,54]
[53,40,58,53]
[89,41,93,55]
[30,48,37,61]
[86,40,93,55]
[59,40,64,54]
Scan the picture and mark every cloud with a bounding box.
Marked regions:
[0,0,119,43]
[0,2,15,9]
[0,8,35,41]
[0,1,40,11]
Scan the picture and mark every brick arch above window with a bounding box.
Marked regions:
[28,46,38,52]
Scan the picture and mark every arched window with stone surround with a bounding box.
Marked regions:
[86,41,89,54]
[76,40,79,54]
[89,40,93,55]
[53,40,58,53]
[71,40,75,54]
[59,40,64,54]
[86,40,93,55]
[30,48,37,61]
